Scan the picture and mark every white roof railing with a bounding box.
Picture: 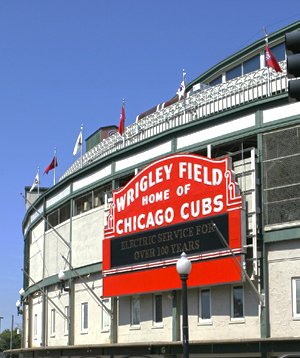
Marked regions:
[60,61,287,181]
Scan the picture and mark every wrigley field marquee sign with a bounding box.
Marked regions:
[103,153,246,297]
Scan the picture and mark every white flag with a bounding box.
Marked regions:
[30,171,40,192]
[176,81,185,100]
[73,128,83,157]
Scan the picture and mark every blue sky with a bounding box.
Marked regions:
[0,0,299,332]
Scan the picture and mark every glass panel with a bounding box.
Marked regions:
[34,314,37,338]
[270,43,285,62]
[296,280,300,314]
[103,299,110,329]
[201,289,211,319]
[244,55,260,74]
[226,65,242,81]
[47,210,58,230]
[82,303,88,330]
[132,296,140,325]
[210,75,222,86]
[60,202,70,223]
[155,295,162,323]
[233,286,243,318]
[94,188,105,207]
[51,310,55,335]
[74,193,92,216]
[64,306,69,334]
[118,174,135,189]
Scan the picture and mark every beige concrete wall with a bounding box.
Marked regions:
[117,284,260,344]
[71,206,105,268]
[44,221,70,278]
[118,292,173,343]
[23,304,29,348]
[73,273,110,345]
[189,285,260,341]
[31,295,43,347]
[46,286,69,347]
[30,220,44,283]
[268,238,300,337]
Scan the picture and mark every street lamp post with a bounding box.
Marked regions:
[0,317,3,333]
[176,252,192,358]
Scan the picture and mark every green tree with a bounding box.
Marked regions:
[0,328,21,352]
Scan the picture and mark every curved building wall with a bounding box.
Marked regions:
[72,206,105,268]
[19,20,300,358]
[267,239,300,338]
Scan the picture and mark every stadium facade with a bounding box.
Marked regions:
[14,20,300,358]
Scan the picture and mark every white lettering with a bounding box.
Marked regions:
[124,217,132,233]
[181,203,189,220]
[203,166,211,185]
[194,164,202,182]
[213,194,223,212]
[177,185,184,196]
[184,183,191,194]
[156,166,163,183]
[142,195,148,206]
[155,209,164,226]
[179,162,187,178]
[140,176,148,192]
[165,207,174,223]
[164,164,173,180]
[213,169,223,185]
[116,195,126,212]
[191,200,200,217]
[127,188,134,206]
[164,189,170,200]
[138,214,145,229]
[149,172,155,188]
[146,212,155,228]
[202,197,212,215]
[116,219,123,234]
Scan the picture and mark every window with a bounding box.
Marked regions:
[210,75,222,86]
[117,173,135,189]
[226,65,242,81]
[81,302,88,333]
[131,296,140,326]
[94,188,104,207]
[74,192,93,216]
[47,210,59,229]
[64,306,69,334]
[269,43,285,62]
[199,289,211,321]
[232,286,244,319]
[154,294,162,325]
[60,202,70,223]
[243,55,260,74]
[51,309,55,336]
[34,314,37,339]
[102,299,110,330]
[292,278,300,317]
[46,202,71,230]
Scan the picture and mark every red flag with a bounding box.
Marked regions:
[44,156,58,175]
[118,103,125,135]
[266,45,282,73]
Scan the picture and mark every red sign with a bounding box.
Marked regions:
[103,154,245,297]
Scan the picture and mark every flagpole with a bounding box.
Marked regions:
[264,27,271,97]
[183,69,186,121]
[81,124,83,169]
[37,167,40,196]
[123,99,125,148]
[54,148,57,185]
